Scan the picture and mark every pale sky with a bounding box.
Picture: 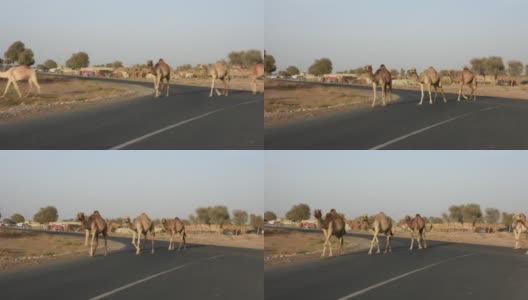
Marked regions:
[265,151,527,220]
[0,151,263,221]
[265,0,528,73]
[0,0,263,67]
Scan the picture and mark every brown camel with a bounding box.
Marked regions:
[76,212,92,246]
[363,213,393,255]
[88,210,108,257]
[313,209,346,257]
[124,213,155,255]
[408,67,447,105]
[231,63,264,94]
[364,65,392,107]
[148,59,171,97]
[206,61,230,97]
[161,217,187,251]
[405,214,427,250]
[0,65,41,98]
[513,213,528,253]
[448,68,477,101]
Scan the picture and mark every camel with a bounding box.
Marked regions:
[405,214,427,250]
[206,61,230,97]
[448,68,477,101]
[161,217,187,251]
[313,209,346,257]
[124,213,155,255]
[148,59,171,97]
[231,63,264,94]
[76,212,92,247]
[88,210,108,257]
[513,213,528,253]
[408,67,447,105]
[0,65,41,98]
[364,65,392,107]
[362,213,393,255]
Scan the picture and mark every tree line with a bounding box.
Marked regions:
[266,202,517,230]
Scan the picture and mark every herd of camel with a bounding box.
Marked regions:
[0,59,265,99]
[314,209,528,257]
[364,64,478,107]
[76,210,186,257]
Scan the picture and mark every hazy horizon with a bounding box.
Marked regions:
[265,151,527,221]
[0,151,263,221]
[0,0,263,67]
[265,0,528,73]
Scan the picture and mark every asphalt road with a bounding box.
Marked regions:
[265,82,528,149]
[265,230,528,300]
[0,231,263,300]
[0,75,263,149]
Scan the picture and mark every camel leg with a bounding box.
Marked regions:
[514,230,521,249]
[439,85,447,103]
[428,84,433,105]
[209,78,215,97]
[386,234,393,253]
[177,232,185,250]
[368,232,378,255]
[381,84,386,106]
[85,229,89,247]
[252,77,257,94]
[375,235,381,254]
[26,79,33,97]
[418,83,425,105]
[136,232,141,255]
[339,236,344,255]
[422,231,427,249]
[31,75,41,96]
[103,233,108,256]
[166,80,170,97]
[472,83,477,101]
[409,231,415,250]
[1,80,13,98]
[462,84,469,100]
[11,80,22,98]
[457,84,463,102]
[169,232,174,251]
[90,232,96,256]
[151,232,155,254]
[371,83,377,107]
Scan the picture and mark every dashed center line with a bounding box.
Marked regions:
[370,106,499,149]
[336,253,476,300]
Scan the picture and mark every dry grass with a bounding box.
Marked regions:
[264,80,399,126]
[264,229,370,267]
[0,75,150,122]
[393,81,528,100]
[0,229,124,272]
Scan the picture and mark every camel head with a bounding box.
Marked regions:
[313,209,323,219]
[161,218,167,225]
[364,65,373,73]
[379,64,387,69]
[123,216,132,226]
[76,212,86,222]
[147,60,154,67]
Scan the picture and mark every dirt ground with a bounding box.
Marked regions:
[0,229,124,272]
[171,77,264,94]
[393,81,528,100]
[114,231,264,250]
[264,80,400,126]
[0,75,151,122]
[264,229,370,268]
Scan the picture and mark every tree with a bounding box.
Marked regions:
[232,209,249,226]
[33,206,58,224]
[400,68,406,79]
[308,58,332,76]
[249,214,264,234]
[228,50,263,68]
[195,207,210,224]
[18,49,35,66]
[10,213,25,223]
[285,203,310,222]
[264,54,276,74]
[4,41,26,64]
[448,205,464,225]
[44,59,58,69]
[111,61,123,69]
[264,211,277,222]
[461,203,482,227]
[441,212,450,225]
[502,212,514,232]
[484,208,500,224]
[66,52,90,69]
[209,205,230,225]
[470,57,486,76]
[507,60,523,77]
[286,66,300,76]
[484,56,505,80]
[390,69,399,78]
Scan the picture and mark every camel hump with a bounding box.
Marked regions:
[93,210,100,215]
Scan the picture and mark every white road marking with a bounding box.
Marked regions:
[370,106,500,150]
[336,253,476,300]
[89,255,224,300]
[110,100,260,150]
